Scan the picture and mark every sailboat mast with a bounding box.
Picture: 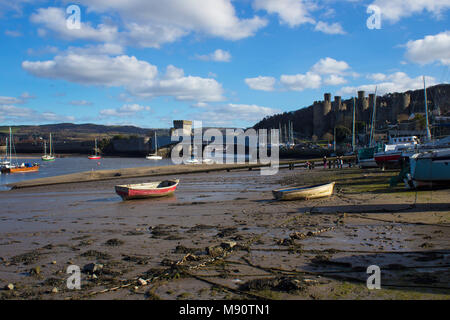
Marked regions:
[369,87,377,147]
[423,76,432,142]
[9,127,12,164]
[154,132,158,153]
[50,133,52,156]
[352,97,356,152]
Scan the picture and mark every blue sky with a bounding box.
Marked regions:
[0,0,449,128]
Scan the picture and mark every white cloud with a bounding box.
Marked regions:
[405,31,450,66]
[0,104,75,123]
[22,54,158,87]
[247,57,353,92]
[196,49,232,62]
[69,100,93,106]
[0,92,34,105]
[367,73,387,82]
[253,0,316,27]
[30,7,118,42]
[191,103,280,126]
[371,0,450,22]
[73,0,267,46]
[280,72,322,91]
[310,57,350,75]
[22,53,225,103]
[338,72,437,96]
[245,76,276,91]
[314,21,346,35]
[324,74,347,86]
[100,104,150,117]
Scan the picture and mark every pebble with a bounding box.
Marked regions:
[51,261,56,265]
[138,278,147,286]
[51,287,58,294]
[6,283,14,290]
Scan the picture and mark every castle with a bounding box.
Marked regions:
[254,84,450,140]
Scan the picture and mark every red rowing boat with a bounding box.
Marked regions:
[88,155,101,160]
[115,179,179,200]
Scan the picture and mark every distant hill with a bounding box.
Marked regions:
[0,123,170,138]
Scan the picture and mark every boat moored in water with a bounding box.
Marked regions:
[272,182,335,201]
[115,179,179,200]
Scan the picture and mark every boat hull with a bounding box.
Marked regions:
[88,156,101,160]
[272,182,335,201]
[409,149,450,187]
[2,165,40,173]
[358,158,378,168]
[115,179,179,200]
[374,152,402,169]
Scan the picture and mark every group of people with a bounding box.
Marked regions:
[305,155,352,170]
[323,156,346,169]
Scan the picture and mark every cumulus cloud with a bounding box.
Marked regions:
[22,54,158,87]
[100,104,150,117]
[338,72,437,96]
[70,0,267,47]
[245,76,276,91]
[253,0,316,27]
[22,53,225,103]
[324,74,347,86]
[280,72,322,91]
[370,0,450,23]
[0,92,35,105]
[30,7,118,42]
[314,21,346,35]
[310,57,350,75]
[196,49,232,62]
[0,104,75,123]
[405,31,450,66]
[247,57,353,92]
[191,103,280,126]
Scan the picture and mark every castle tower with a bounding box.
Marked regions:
[358,91,369,111]
[323,93,332,115]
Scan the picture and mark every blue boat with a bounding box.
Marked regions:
[407,148,450,188]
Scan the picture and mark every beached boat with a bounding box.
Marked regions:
[146,132,163,160]
[115,179,179,200]
[272,182,335,201]
[406,148,450,188]
[357,146,380,168]
[88,138,101,160]
[374,136,419,169]
[41,133,56,161]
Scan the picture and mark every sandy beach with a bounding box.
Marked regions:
[0,166,449,300]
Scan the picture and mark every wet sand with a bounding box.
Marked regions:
[0,167,449,300]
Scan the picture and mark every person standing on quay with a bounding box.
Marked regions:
[323,156,327,169]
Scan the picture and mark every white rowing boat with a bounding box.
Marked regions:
[272,182,335,201]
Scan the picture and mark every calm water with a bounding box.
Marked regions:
[0,156,174,189]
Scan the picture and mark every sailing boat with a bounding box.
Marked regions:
[1,137,10,166]
[146,132,162,160]
[42,133,56,161]
[88,138,101,160]
[406,77,450,188]
[358,88,381,168]
[1,127,39,173]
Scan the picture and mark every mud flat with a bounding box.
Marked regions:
[0,167,448,300]
[8,157,354,189]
